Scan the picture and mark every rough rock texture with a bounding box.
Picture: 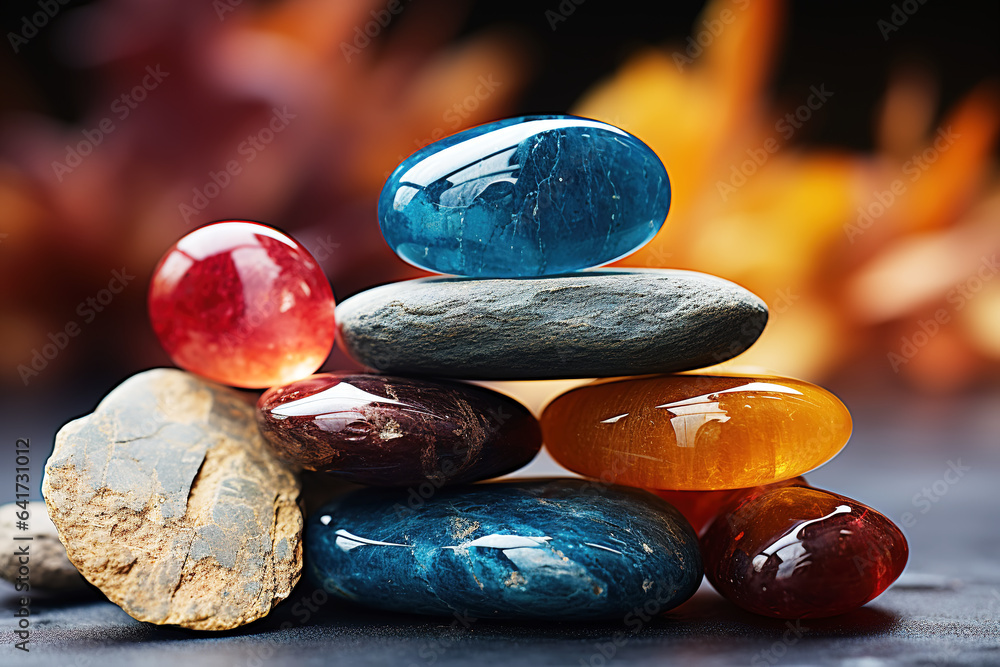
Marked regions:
[336,269,768,379]
[307,478,702,620]
[0,501,86,591]
[42,368,303,630]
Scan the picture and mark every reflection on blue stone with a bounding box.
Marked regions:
[378,116,672,277]
[307,479,701,620]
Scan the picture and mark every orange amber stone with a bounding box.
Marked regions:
[701,484,908,618]
[655,477,807,535]
[541,375,851,490]
[148,221,336,388]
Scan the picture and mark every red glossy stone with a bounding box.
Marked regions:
[655,477,808,536]
[701,484,909,618]
[149,221,336,388]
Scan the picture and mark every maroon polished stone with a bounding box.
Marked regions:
[701,483,909,619]
[654,477,808,536]
[256,373,541,487]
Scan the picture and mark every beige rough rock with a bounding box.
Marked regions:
[0,501,87,591]
[42,368,302,630]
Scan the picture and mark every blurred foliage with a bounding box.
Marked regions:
[581,0,1000,392]
[1,0,998,397]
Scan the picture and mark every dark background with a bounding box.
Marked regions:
[4,1,999,138]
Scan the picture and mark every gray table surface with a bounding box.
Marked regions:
[3,387,999,666]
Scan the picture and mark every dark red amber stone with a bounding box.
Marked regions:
[655,477,808,536]
[256,373,542,486]
[148,221,336,389]
[701,484,909,618]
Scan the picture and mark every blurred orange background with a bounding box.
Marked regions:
[2,0,998,443]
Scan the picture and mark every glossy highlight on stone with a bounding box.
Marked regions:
[654,477,807,536]
[257,373,541,486]
[307,478,702,620]
[379,115,671,277]
[701,483,909,618]
[148,221,336,388]
[541,374,851,490]
[336,270,767,379]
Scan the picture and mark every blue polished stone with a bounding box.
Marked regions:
[307,478,702,620]
[378,116,671,277]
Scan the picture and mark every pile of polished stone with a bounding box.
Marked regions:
[320,116,907,620]
[36,116,908,631]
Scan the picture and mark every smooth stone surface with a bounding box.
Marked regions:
[42,369,303,630]
[256,373,541,486]
[654,477,807,536]
[148,220,336,389]
[701,482,909,619]
[307,478,702,620]
[0,501,86,591]
[542,374,851,490]
[6,391,998,666]
[379,115,671,277]
[336,269,767,379]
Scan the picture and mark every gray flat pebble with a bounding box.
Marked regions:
[336,269,768,379]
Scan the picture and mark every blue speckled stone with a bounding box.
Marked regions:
[378,116,671,277]
[307,478,702,620]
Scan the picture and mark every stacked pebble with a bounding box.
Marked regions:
[324,115,908,620]
[38,115,909,630]
[273,116,715,619]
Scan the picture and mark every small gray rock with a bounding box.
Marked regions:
[42,369,303,630]
[336,269,768,379]
[0,501,86,591]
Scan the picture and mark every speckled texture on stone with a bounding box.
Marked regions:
[257,373,541,486]
[6,391,1000,665]
[0,501,86,591]
[378,115,671,277]
[307,478,702,620]
[41,368,303,630]
[335,269,768,379]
